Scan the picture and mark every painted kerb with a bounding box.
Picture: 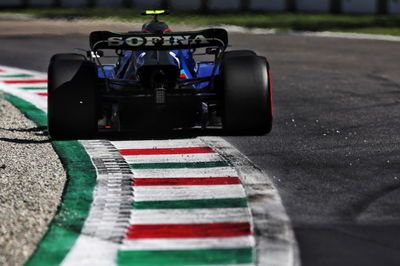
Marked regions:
[0,65,298,265]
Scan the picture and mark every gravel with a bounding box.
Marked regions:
[0,97,66,266]
[0,18,196,265]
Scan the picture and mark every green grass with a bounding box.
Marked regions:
[2,8,400,36]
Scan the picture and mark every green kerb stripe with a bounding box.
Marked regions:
[133,198,247,209]
[4,94,47,128]
[0,74,33,78]
[117,248,254,266]
[21,87,47,90]
[129,161,229,169]
[3,93,97,266]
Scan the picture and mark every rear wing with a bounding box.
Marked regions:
[89,29,228,51]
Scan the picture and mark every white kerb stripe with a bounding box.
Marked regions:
[0,65,47,76]
[120,236,255,250]
[130,208,251,224]
[133,185,246,201]
[32,89,47,93]
[123,153,222,164]
[111,139,206,149]
[131,167,237,178]
[61,235,117,266]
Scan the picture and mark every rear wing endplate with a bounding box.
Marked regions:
[90,29,228,51]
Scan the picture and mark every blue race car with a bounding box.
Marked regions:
[47,10,273,139]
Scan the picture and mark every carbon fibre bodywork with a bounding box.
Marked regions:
[92,29,228,131]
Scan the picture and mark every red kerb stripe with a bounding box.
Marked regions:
[119,147,215,156]
[37,92,48,96]
[134,177,241,186]
[0,69,5,72]
[126,222,251,239]
[3,79,47,84]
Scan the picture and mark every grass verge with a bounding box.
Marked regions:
[1,8,400,36]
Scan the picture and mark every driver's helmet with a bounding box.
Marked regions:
[142,21,171,34]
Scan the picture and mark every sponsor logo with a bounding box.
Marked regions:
[107,35,209,47]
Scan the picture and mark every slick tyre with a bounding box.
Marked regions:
[222,54,273,135]
[222,50,256,60]
[48,53,98,140]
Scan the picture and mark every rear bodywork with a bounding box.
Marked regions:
[89,29,229,131]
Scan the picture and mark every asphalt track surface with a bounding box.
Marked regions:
[1,29,400,266]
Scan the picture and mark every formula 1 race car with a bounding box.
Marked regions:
[47,10,273,139]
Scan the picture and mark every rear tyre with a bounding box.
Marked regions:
[48,53,98,140]
[223,50,257,60]
[221,54,273,135]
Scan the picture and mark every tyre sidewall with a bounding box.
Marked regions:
[222,54,272,134]
[48,54,98,139]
